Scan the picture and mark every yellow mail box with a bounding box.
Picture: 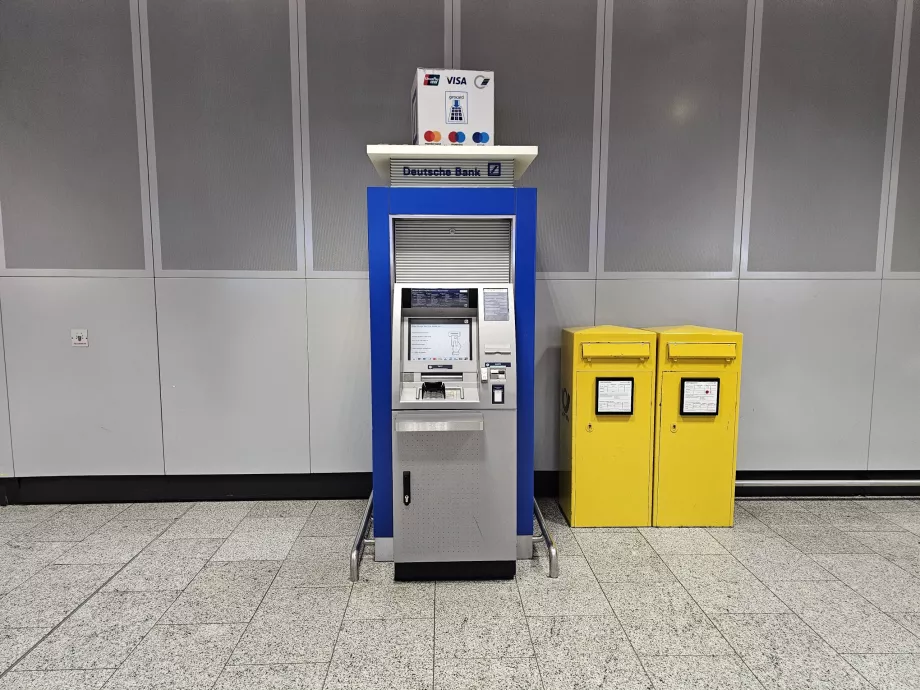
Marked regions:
[560,326,657,526]
[647,325,743,527]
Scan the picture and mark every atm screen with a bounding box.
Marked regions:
[409,319,472,361]
[409,289,470,308]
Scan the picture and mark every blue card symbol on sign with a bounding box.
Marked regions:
[487,162,501,177]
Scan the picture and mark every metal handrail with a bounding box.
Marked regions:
[532,498,559,578]
[349,491,374,582]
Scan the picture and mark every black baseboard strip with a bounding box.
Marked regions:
[0,473,373,505]
[395,560,516,581]
[735,470,920,497]
[3,469,919,506]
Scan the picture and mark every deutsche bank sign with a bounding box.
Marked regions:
[389,158,514,187]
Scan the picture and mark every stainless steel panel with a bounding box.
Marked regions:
[594,280,739,331]
[393,218,512,283]
[869,280,920,469]
[461,0,598,273]
[535,280,596,471]
[604,0,747,273]
[393,410,516,563]
[148,0,297,272]
[0,0,145,270]
[157,279,310,474]
[747,0,897,272]
[306,0,443,271]
[737,280,880,471]
[307,278,372,473]
[1,278,163,476]
[891,2,920,272]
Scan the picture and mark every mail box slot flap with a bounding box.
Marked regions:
[581,342,650,360]
[668,342,737,360]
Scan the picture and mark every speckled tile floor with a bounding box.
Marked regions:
[1,498,920,689]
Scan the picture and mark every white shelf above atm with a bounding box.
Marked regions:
[366,145,539,181]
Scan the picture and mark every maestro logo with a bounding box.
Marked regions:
[423,73,440,86]
[474,74,491,89]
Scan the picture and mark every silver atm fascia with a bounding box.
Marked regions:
[391,282,517,411]
[391,283,518,571]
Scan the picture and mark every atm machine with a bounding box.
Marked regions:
[365,146,538,580]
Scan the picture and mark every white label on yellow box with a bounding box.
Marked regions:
[681,379,720,415]
[597,379,633,415]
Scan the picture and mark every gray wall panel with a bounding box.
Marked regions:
[148,0,297,272]
[868,280,920,469]
[157,279,310,474]
[462,0,597,274]
[534,280,596,471]
[604,0,747,273]
[594,280,739,331]
[1,278,163,476]
[747,0,897,272]
[737,280,880,471]
[306,0,443,272]
[0,0,145,270]
[307,279,372,472]
[891,2,920,272]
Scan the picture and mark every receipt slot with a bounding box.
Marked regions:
[559,326,657,527]
[366,151,537,580]
[647,326,743,527]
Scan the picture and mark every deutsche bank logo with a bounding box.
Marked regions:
[487,162,501,177]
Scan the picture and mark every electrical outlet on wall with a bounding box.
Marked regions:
[71,329,88,347]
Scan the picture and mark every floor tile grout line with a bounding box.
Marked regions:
[107,551,302,688]
[73,513,236,684]
[637,528,769,690]
[0,516,171,682]
[589,556,655,686]
[319,577,355,690]
[208,555,289,689]
[0,503,138,619]
[571,516,655,688]
[761,573,920,655]
[702,504,903,687]
[515,572,546,690]
[26,503,135,567]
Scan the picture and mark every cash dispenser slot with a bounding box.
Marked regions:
[421,381,446,399]
[418,375,464,401]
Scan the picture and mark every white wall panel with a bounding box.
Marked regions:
[534,280,596,471]
[1,278,162,476]
[157,278,309,474]
[307,278,371,472]
[869,280,920,470]
[737,280,881,471]
[594,280,739,330]
[0,306,13,477]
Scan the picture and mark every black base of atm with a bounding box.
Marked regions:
[394,560,516,581]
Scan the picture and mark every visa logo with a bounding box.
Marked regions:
[447,76,467,85]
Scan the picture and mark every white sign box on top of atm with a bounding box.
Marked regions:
[410,69,495,147]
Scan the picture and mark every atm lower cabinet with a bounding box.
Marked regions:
[392,411,517,580]
[648,326,743,527]
[559,326,657,527]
